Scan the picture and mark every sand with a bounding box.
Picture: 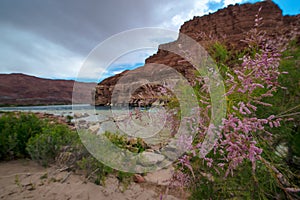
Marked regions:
[0,160,187,200]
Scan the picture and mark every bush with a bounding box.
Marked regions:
[0,112,80,166]
[104,131,147,153]
[0,112,43,160]
[76,156,114,185]
[0,112,134,187]
[188,156,285,199]
[26,123,79,166]
[209,42,229,64]
[185,36,300,199]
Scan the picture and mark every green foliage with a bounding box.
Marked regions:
[26,123,79,166]
[0,112,135,187]
[187,39,300,199]
[165,96,180,110]
[209,42,229,64]
[66,115,73,124]
[116,171,134,189]
[77,156,113,185]
[76,151,133,187]
[257,39,300,157]
[0,112,79,167]
[0,113,43,160]
[104,131,128,148]
[0,112,80,166]
[256,39,300,189]
[104,131,147,153]
[189,158,285,199]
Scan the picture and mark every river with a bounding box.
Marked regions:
[0,104,174,146]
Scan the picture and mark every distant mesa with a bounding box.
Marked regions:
[0,73,95,106]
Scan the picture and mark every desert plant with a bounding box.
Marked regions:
[171,12,300,199]
[0,112,43,160]
[26,123,79,166]
[104,131,147,153]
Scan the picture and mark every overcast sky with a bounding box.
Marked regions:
[0,0,299,82]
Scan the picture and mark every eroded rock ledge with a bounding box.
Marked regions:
[95,1,300,106]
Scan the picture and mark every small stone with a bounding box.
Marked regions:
[145,149,154,153]
[83,113,89,117]
[128,138,138,145]
[133,174,145,183]
[144,166,174,186]
[135,165,145,173]
[138,152,165,166]
[74,113,82,118]
[88,124,100,134]
[161,150,179,161]
[78,119,86,124]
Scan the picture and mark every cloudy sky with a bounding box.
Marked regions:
[0,0,299,82]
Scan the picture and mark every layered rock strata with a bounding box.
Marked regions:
[95,1,300,106]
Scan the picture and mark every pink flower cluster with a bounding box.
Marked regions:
[169,167,191,188]
[219,114,281,176]
[176,14,286,179]
[211,34,284,176]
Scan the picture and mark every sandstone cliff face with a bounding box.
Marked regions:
[95,1,300,106]
[178,0,295,48]
[0,73,95,106]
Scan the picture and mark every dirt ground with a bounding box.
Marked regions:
[0,160,188,200]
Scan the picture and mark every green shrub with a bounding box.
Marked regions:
[0,112,134,187]
[209,42,229,63]
[76,155,113,185]
[189,161,285,199]
[104,131,147,153]
[0,113,43,160]
[187,38,300,199]
[182,38,300,199]
[26,123,79,166]
[255,39,300,188]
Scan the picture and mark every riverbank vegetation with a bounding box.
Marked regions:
[0,112,134,186]
[177,33,300,199]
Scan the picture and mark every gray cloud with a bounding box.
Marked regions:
[0,0,177,55]
[0,0,263,80]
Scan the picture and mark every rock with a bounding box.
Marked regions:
[135,165,146,173]
[78,119,87,124]
[133,174,145,183]
[98,121,119,134]
[144,166,174,186]
[161,150,179,161]
[88,124,100,134]
[138,152,165,166]
[160,142,184,161]
[162,195,180,200]
[94,1,300,106]
[145,149,154,153]
[74,113,89,119]
[126,146,139,153]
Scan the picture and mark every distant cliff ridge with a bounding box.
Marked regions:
[0,73,95,106]
[94,0,300,106]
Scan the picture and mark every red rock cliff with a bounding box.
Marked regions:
[95,0,299,106]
